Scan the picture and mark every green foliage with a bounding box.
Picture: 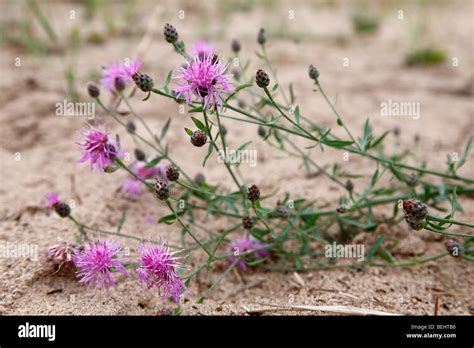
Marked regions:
[352,15,379,34]
[405,48,446,66]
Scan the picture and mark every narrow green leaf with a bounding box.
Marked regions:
[160,118,171,140]
[289,83,295,103]
[145,156,163,168]
[294,105,300,125]
[457,136,473,170]
[158,211,184,224]
[117,210,126,233]
[321,139,353,148]
[224,83,253,102]
[202,142,214,167]
[366,235,385,260]
[371,168,379,186]
[191,117,206,131]
[188,106,204,113]
[370,131,389,149]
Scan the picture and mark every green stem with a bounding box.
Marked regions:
[424,225,473,238]
[203,109,246,199]
[316,81,362,151]
[165,200,211,257]
[263,87,320,144]
[427,215,474,229]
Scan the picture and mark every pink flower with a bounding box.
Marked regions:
[173,54,234,111]
[121,161,168,199]
[193,39,215,60]
[77,124,119,172]
[100,59,142,92]
[136,243,186,303]
[74,239,129,290]
[46,241,77,270]
[122,179,143,199]
[230,236,268,271]
[44,192,59,210]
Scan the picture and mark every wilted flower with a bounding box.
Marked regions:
[46,241,78,270]
[230,236,268,270]
[100,59,142,92]
[74,239,129,290]
[136,243,186,303]
[173,54,234,111]
[77,124,120,172]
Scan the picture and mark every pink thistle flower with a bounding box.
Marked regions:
[100,59,142,92]
[193,39,215,60]
[173,54,234,111]
[122,179,143,200]
[74,239,129,290]
[44,192,60,210]
[121,161,168,199]
[230,236,268,271]
[136,243,186,303]
[46,241,78,270]
[77,124,119,172]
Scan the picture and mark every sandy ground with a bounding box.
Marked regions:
[0,0,473,315]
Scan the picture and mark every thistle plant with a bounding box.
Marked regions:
[45,22,474,307]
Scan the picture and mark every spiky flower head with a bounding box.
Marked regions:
[77,124,120,172]
[134,148,146,162]
[242,215,254,230]
[402,199,428,221]
[46,241,78,270]
[275,204,289,219]
[100,59,142,92]
[73,239,129,290]
[231,39,241,53]
[132,72,154,92]
[255,69,270,88]
[126,120,136,133]
[164,23,178,43]
[190,130,208,147]
[136,243,186,303]
[230,236,268,271]
[54,202,71,218]
[246,184,260,202]
[402,198,428,230]
[166,166,180,181]
[308,64,320,81]
[44,192,70,217]
[345,179,354,192]
[154,179,170,200]
[87,83,100,98]
[173,54,234,111]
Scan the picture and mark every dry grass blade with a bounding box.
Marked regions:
[249,303,400,316]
